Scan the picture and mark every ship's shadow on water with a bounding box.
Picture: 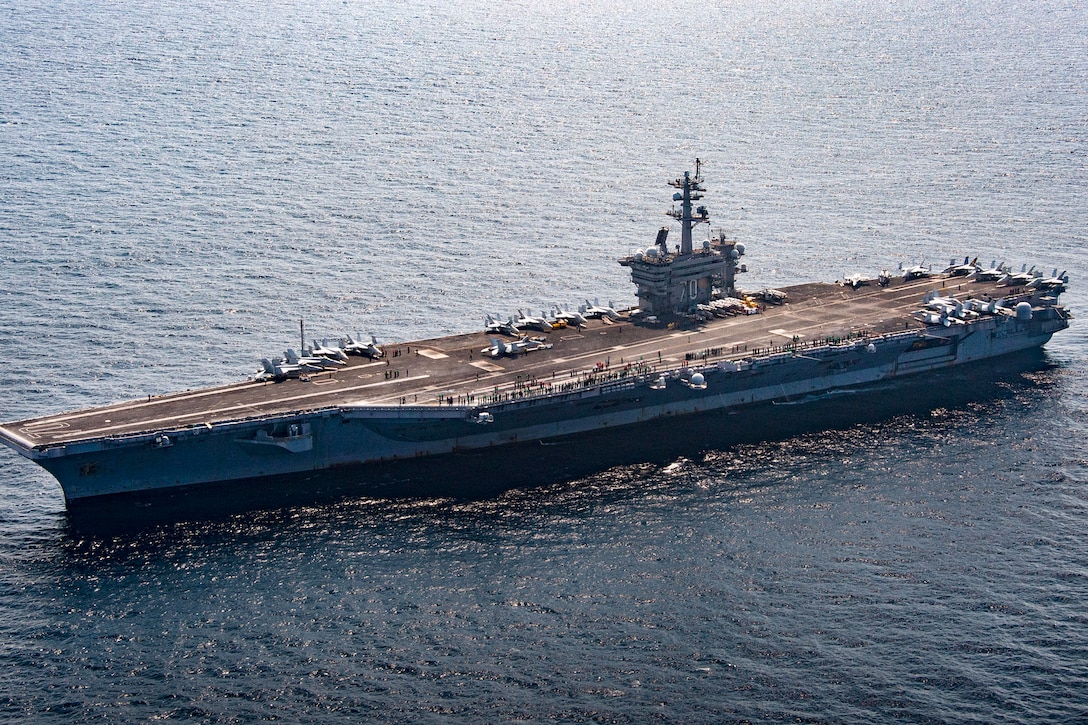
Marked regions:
[64,349,1059,538]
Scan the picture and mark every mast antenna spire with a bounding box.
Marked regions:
[667,159,710,255]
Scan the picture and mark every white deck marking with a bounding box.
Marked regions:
[15,359,395,428]
[18,420,70,440]
[769,328,804,339]
[58,375,434,439]
[415,348,448,360]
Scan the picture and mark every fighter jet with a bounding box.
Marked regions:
[944,256,980,276]
[256,358,310,382]
[1027,269,1068,294]
[256,352,336,382]
[484,336,553,358]
[913,310,965,327]
[552,305,588,327]
[923,291,977,321]
[962,298,1003,315]
[970,260,1007,282]
[485,315,520,336]
[1001,264,1037,286]
[923,289,958,309]
[514,310,552,332]
[581,299,620,320]
[341,334,385,359]
[841,274,869,289]
[285,348,344,369]
[899,261,933,280]
[308,339,348,362]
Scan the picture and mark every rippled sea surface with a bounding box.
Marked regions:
[2,0,1087,720]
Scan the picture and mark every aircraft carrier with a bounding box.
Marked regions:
[0,162,1071,516]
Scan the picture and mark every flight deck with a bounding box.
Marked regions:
[1,273,1032,452]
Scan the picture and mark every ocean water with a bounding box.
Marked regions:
[1,0,1087,720]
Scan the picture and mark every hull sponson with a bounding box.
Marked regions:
[27,313,1061,504]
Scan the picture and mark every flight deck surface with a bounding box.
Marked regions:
[0,274,1026,450]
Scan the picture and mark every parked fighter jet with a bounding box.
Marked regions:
[257,358,303,381]
[922,291,978,321]
[962,298,1004,315]
[308,339,348,362]
[484,336,553,358]
[944,256,980,276]
[1001,264,1037,286]
[485,315,520,336]
[841,273,869,289]
[913,310,965,327]
[552,305,588,326]
[256,352,334,382]
[899,261,933,280]
[581,299,620,320]
[1027,269,1068,294]
[514,310,552,332]
[285,348,344,369]
[970,260,1007,282]
[342,334,384,359]
[923,291,958,313]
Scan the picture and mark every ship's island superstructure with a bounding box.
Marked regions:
[0,162,1071,513]
[620,158,744,319]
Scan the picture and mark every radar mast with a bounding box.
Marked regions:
[667,157,710,255]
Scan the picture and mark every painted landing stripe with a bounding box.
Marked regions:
[36,375,433,441]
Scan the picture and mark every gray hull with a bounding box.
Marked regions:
[32,312,1062,505]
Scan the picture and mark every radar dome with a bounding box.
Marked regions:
[689,372,706,389]
[730,249,740,259]
[736,243,746,256]
[1015,301,1033,320]
[645,247,659,259]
